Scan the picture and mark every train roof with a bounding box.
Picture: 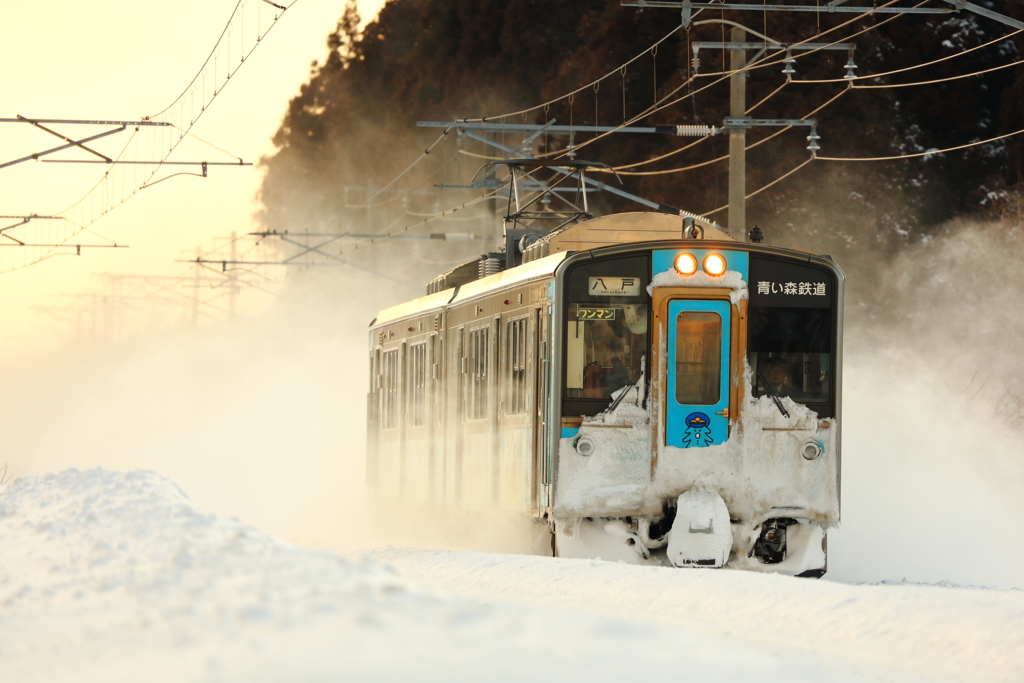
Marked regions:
[373,251,568,326]
[370,211,840,328]
[521,211,732,263]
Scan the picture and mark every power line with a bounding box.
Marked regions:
[551,1,910,163]
[794,28,1022,84]
[318,3,910,256]
[704,155,816,216]
[0,0,297,274]
[606,86,848,175]
[817,126,1024,162]
[461,25,687,123]
[850,56,1024,89]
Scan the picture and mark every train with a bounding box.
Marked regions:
[367,210,843,576]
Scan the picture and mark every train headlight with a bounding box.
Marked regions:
[703,253,727,276]
[674,253,698,275]
[800,440,823,461]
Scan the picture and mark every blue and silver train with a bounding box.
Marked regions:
[367,211,843,575]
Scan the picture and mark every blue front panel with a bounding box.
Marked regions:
[652,249,749,282]
[665,299,731,448]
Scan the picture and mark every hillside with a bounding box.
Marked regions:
[259,0,1024,262]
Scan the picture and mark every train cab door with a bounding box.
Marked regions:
[660,298,732,448]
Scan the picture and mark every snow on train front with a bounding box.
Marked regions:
[550,239,842,576]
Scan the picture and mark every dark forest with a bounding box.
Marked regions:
[258,0,1024,264]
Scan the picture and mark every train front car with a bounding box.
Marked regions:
[550,229,843,576]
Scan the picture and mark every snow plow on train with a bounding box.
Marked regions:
[367,209,842,576]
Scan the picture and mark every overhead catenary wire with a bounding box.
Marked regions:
[850,55,1024,89]
[704,122,1024,212]
[461,3,895,165]
[603,86,848,176]
[170,124,245,162]
[334,129,452,214]
[794,28,1023,84]
[586,78,794,174]
[338,188,505,257]
[705,156,816,215]
[460,25,687,124]
[4,0,297,274]
[311,1,910,262]
[335,162,560,257]
[547,0,912,164]
[192,0,1004,275]
[817,125,1024,161]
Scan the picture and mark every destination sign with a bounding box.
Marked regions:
[577,307,618,320]
[749,256,833,309]
[588,276,641,296]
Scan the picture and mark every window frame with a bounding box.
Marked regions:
[466,325,490,421]
[503,316,530,416]
[407,341,428,427]
[381,347,401,430]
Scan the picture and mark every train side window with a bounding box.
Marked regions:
[467,326,489,420]
[381,348,400,429]
[505,318,529,415]
[747,307,832,404]
[674,312,722,405]
[434,336,444,427]
[565,303,648,399]
[408,342,427,427]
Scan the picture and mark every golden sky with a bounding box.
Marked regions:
[0,0,384,353]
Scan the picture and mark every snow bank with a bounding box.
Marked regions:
[1,468,915,683]
[0,469,406,682]
[368,547,1024,683]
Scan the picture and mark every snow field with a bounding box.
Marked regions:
[0,468,949,683]
[364,547,1024,683]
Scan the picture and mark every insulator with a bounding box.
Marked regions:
[782,50,796,76]
[806,127,821,154]
[691,55,700,74]
[675,125,715,137]
[843,52,858,80]
[479,256,503,279]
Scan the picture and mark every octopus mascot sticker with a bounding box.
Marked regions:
[682,412,714,447]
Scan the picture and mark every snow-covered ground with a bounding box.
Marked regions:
[2,468,1022,682]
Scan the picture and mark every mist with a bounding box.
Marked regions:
[2,214,1022,588]
[827,215,1024,588]
[0,268,389,551]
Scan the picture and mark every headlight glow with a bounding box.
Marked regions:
[703,253,727,276]
[674,252,698,275]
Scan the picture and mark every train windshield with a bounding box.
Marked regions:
[565,303,648,399]
[674,311,722,405]
[747,307,831,403]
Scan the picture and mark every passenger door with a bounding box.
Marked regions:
[665,299,731,448]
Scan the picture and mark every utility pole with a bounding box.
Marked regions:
[229,232,237,317]
[193,247,201,327]
[728,27,746,241]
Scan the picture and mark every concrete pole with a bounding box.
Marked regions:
[728,26,747,241]
[193,247,200,327]
[229,232,237,317]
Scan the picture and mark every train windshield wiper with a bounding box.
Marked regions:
[757,371,791,418]
[607,373,643,413]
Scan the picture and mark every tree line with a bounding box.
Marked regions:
[259,0,1024,261]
